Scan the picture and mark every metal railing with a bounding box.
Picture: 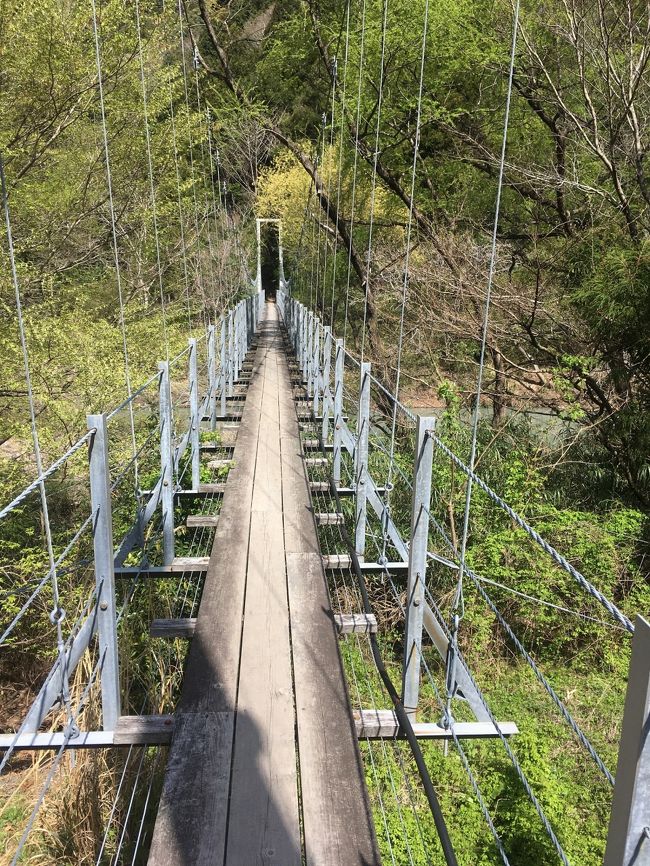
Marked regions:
[277,287,648,865]
[0,292,261,753]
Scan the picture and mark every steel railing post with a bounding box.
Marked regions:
[235,304,240,379]
[301,307,308,382]
[208,324,217,431]
[604,615,650,866]
[333,339,344,485]
[219,315,227,418]
[312,321,321,417]
[189,338,200,491]
[239,303,245,374]
[306,314,314,397]
[158,361,175,565]
[321,327,332,444]
[402,415,436,720]
[87,413,121,730]
[355,362,371,558]
[227,309,234,397]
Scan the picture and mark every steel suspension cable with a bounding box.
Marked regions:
[176,0,205,327]
[321,56,338,323]
[343,0,368,348]
[192,56,217,316]
[90,0,138,487]
[382,0,430,563]
[316,116,327,316]
[168,74,193,330]
[206,113,228,310]
[330,1,352,329]
[360,0,389,362]
[454,0,521,624]
[134,0,170,362]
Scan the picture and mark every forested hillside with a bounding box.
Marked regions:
[1,0,649,863]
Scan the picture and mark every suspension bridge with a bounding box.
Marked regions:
[1,257,648,864]
[1,0,649,863]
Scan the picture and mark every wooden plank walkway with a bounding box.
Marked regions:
[148,303,380,866]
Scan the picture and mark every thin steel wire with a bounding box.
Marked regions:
[89,0,138,488]
[455,0,521,622]
[360,0,389,362]
[168,74,193,331]
[134,0,170,361]
[0,431,92,521]
[330,3,351,328]
[343,0,368,348]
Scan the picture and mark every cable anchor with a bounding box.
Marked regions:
[49,606,66,625]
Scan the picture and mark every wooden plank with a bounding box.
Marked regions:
[323,554,351,570]
[206,459,234,471]
[334,613,378,634]
[148,320,263,866]
[354,709,518,740]
[114,714,175,744]
[171,556,209,572]
[279,341,381,865]
[197,483,227,494]
[315,512,344,526]
[148,713,234,865]
[150,618,196,638]
[226,310,301,865]
[186,514,219,528]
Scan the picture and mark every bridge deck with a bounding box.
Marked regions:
[148,304,380,865]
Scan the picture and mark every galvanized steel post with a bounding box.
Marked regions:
[306,314,314,397]
[301,308,308,383]
[189,338,200,491]
[604,615,650,866]
[321,326,332,444]
[333,339,344,485]
[219,315,227,418]
[208,324,217,431]
[312,321,321,416]
[227,310,234,396]
[158,361,175,565]
[278,221,286,289]
[402,415,436,720]
[255,217,263,295]
[355,362,371,558]
[234,304,241,378]
[239,303,245,373]
[291,299,296,346]
[87,413,121,730]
